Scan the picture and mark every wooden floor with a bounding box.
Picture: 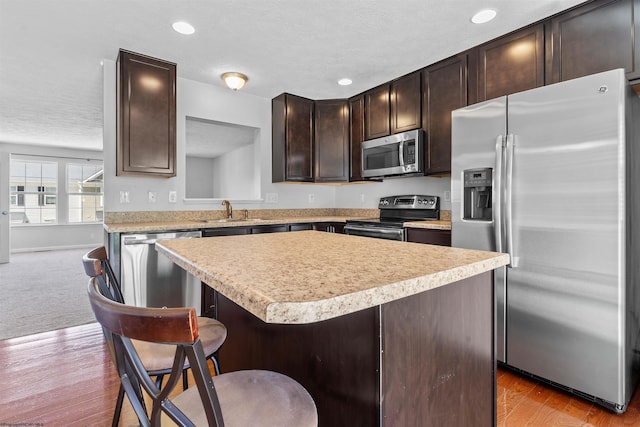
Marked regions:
[1,323,639,426]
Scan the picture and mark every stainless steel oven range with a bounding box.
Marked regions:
[344,195,439,241]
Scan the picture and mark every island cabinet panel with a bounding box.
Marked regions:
[116,49,176,177]
[214,271,495,426]
[475,24,545,102]
[217,294,381,427]
[422,54,469,175]
[406,228,452,246]
[272,93,314,182]
[546,0,637,83]
[314,99,349,182]
[390,71,422,134]
[381,272,494,426]
[364,83,391,139]
[349,95,366,181]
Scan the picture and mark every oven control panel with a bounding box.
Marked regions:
[378,195,439,210]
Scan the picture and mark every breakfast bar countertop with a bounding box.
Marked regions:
[155,231,508,324]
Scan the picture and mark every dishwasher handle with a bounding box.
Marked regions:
[122,231,202,245]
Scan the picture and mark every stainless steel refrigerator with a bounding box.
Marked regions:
[451,68,640,412]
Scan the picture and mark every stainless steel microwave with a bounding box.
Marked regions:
[361,129,424,178]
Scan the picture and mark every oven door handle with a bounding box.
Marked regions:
[344,225,405,237]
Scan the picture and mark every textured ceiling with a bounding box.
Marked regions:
[0,0,586,151]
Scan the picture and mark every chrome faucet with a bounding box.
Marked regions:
[221,200,233,219]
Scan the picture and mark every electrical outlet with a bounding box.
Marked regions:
[119,191,130,204]
[360,193,365,203]
[444,190,451,202]
[148,191,157,203]
[308,193,315,203]
[265,192,278,203]
[168,191,177,203]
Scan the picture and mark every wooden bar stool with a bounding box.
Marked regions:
[82,247,227,426]
[87,278,318,426]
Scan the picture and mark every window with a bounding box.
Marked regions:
[67,163,104,223]
[9,155,103,225]
[10,159,57,224]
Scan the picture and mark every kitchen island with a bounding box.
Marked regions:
[156,231,509,426]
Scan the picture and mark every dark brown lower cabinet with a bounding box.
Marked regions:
[216,271,494,426]
[406,228,452,246]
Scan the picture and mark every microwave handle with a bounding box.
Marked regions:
[399,140,405,166]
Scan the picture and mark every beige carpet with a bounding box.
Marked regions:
[0,248,97,340]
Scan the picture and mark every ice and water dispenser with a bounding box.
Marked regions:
[463,168,492,221]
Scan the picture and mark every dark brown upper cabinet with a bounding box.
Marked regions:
[314,99,349,183]
[546,0,637,83]
[116,49,176,177]
[272,93,314,182]
[475,24,545,102]
[390,71,422,134]
[422,54,470,176]
[349,95,365,181]
[364,84,391,139]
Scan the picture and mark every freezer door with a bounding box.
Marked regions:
[506,69,626,406]
[451,96,508,362]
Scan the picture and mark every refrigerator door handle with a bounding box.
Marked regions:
[505,134,515,267]
[494,135,505,254]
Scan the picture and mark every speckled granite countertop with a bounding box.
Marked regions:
[103,208,451,233]
[156,231,507,324]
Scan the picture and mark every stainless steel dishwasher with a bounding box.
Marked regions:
[120,230,202,314]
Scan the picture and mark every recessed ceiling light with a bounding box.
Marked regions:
[471,9,497,24]
[172,21,195,35]
[338,78,352,86]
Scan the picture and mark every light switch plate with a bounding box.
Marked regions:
[119,191,130,204]
[148,191,157,203]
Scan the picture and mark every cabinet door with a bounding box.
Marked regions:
[289,223,314,231]
[390,71,422,134]
[272,93,314,182]
[547,0,636,83]
[364,84,390,139]
[314,99,349,182]
[423,54,469,175]
[251,224,288,234]
[476,24,545,101]
[117,50,176,177]
[406,228,452,246]
[349,95,365,181]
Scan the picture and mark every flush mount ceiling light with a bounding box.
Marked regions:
[338,78,353,86]
[221,72,248,90]
[471,9,497,24]
[172,21,195,35]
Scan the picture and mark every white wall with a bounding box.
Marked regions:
[334,176,452,210]
[0,142,104,252]
[103,60,335,213]
[185,156,214,198]
[212,143,255,199]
